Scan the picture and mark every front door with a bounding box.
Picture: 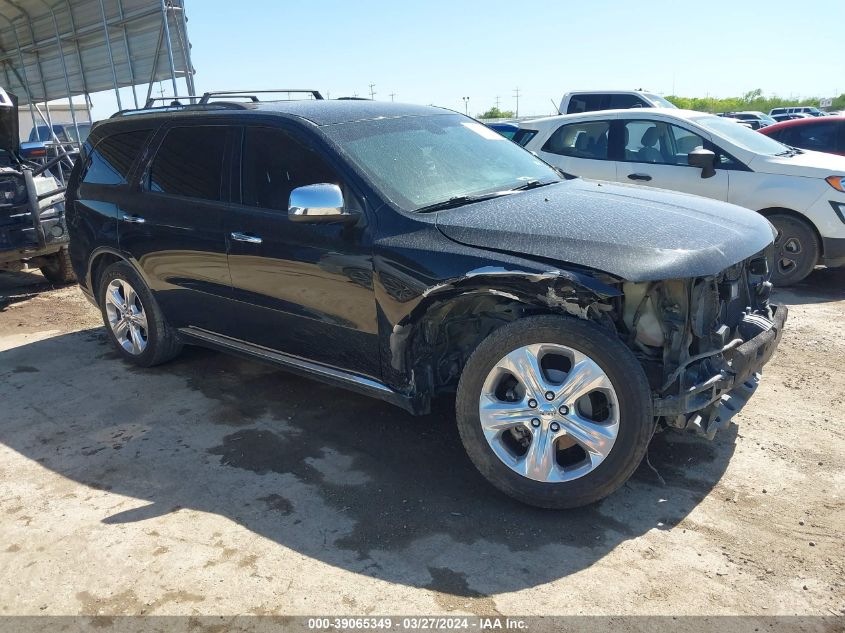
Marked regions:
[118,124,235,331]
[615,119,729,201]
[223,125,379,378]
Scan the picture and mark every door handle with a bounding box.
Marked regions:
[230,232,263,245]
[627,173,652,182]
[121,213,146,223]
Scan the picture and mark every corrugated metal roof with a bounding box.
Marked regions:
[0,0,191,105]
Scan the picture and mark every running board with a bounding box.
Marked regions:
[178,327,416,413]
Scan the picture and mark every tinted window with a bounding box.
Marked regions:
[241,127,339,211]
[567,94,605,114]
[789,122,839,152]
[81,130,151,186]
[512,129,538,147]
[542,121,610,159]
[148,127,227,200]
[608,94,648,109]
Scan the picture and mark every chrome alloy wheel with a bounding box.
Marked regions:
[104,278,149,355]
[479,343,620,483]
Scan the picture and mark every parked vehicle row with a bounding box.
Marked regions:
[759,115,845,157]
[515,108,845,285]
[717,111,776,130]
[65,94,785,509]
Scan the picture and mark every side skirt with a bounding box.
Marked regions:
[178,327,417,414]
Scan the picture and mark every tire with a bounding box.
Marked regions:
[39,247,76,284]
[97,261,182,367]
[767,214,819,286]
[455,315,654,509]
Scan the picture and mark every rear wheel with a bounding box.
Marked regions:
[98,261,181,367]
[455,315,654,509]
[768,214,818,286]
[39,247,76,284]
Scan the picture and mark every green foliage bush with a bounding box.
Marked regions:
[666,89,845,113]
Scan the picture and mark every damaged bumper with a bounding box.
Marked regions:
[654,304,787,439]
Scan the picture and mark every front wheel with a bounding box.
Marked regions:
[455,315,654,509]
[768,214,819,286]
[39,247,76,284]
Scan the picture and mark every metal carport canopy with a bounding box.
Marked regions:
[0,0,192,108]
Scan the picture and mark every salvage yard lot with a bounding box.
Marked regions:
[0,269,843,617]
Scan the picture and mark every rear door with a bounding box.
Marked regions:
[118,123,236,331]
[223,124,380,377]
[614,118,729,200]
[535,119,617,181]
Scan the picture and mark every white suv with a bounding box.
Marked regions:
[518,108,845,285]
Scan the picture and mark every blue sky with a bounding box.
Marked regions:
[89,0,844,120]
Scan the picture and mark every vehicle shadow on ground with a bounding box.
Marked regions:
[772,267,845,305]
[0,270,66,311]
[0,329,737,597]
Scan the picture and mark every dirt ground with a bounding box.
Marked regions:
[0,267,843,620]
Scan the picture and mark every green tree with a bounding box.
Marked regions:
[477,106,515,119]
[665,89,844,114]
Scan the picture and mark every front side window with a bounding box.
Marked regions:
[241,127,340,211]
[81,129,152,186]
[622,120,706,165]
[322,114,560,212]
[542,121,610,160]
[148,126,228,201]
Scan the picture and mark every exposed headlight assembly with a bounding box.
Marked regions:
[0,174,27,205]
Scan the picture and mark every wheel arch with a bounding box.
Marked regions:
[388,270,623,399]
[757,207,824,258]
[87,248,137,302]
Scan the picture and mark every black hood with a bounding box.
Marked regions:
[434,179,776,282]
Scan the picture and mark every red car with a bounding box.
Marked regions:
[759,116,845,156]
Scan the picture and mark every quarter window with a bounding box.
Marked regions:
[541,121,610,160]
[81,130,151,186]
[241,127,340,211]
[148,127,228,201]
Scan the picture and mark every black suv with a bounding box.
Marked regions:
[65,93,786,509]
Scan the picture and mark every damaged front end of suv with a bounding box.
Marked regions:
[621,250,786,439]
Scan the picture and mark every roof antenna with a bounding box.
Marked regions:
[550,98,561,115]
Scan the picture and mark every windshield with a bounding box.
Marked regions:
[644,93,677,109]
[323,114,561,212]
[694,115,789,155]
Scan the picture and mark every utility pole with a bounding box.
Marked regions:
[389,92,396,102]
[462,96,470,115]
[369,83,376,100]
[513,87,520,118]
[495,95,500,110]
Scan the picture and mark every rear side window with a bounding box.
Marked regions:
[567,94,605,114]
[81,130,151,186]
[148,126,228,201]
[541,121,610,159]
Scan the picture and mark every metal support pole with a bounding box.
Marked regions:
[50,10,81,145]
[159,0,178,98]
[116,0,139,109]
[1,16,39,135]
[174,1,195,98]
[62,1,93,108]
[145,19,165,104]
[98,0,123,110]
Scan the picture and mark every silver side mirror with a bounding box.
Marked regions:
[288,183,355,223]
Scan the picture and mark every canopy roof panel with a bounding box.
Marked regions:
[0,0,191,105]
